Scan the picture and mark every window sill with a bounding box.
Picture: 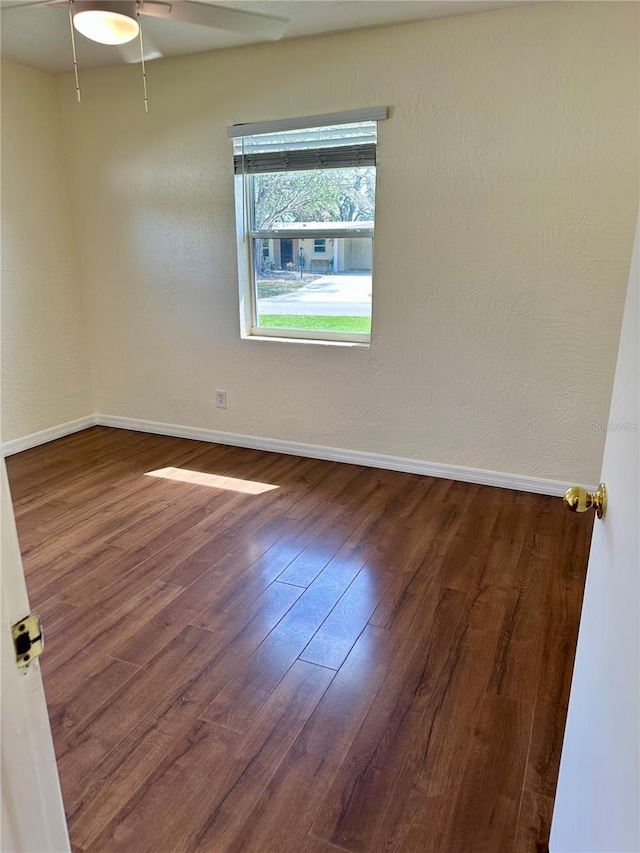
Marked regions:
[241,333,370,349]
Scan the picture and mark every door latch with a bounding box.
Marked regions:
[12,613,44,668]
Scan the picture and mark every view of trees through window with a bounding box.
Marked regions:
[253,167,375,228]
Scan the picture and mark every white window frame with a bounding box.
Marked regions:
[229,108,387,347]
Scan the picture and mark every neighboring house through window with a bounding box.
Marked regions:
[228,108,387,345]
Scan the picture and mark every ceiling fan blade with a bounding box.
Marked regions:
[0,1,64,11]
[139,1,288,40]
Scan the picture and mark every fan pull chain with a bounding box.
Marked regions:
[138,11,149,113]
[68,0,81,103]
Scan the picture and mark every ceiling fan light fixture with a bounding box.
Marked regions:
[73,1,139,45]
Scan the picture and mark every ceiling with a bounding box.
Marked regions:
[0,0,530,74]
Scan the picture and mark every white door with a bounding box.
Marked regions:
[551,214,640,851]
[1,462,70,852]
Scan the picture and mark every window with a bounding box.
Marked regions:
[228,108,387,344]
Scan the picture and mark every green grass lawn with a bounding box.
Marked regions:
[259,314,371,334]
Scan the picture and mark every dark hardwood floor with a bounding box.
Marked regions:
[6,427,592,853]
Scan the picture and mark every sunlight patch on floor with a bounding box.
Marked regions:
[145,467,279,494]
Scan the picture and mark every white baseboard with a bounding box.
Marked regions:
[1,412,575,497]
[2,415,98,457]
[95,414,573,497]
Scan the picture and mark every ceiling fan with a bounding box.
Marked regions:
[13,0,289,108]
[22,0,289,43]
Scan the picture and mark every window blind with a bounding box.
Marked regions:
[234,143,376,175]
[230,108,387,175]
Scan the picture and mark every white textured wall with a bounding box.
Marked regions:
[57,2,638,483]
[1,61,93,442]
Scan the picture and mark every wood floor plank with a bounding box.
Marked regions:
[473,510,530,593]
[367,502,467,632]
[432,486,502,593]
[21,478,221,597]
[158,513,300,589]
[14,434,211,537]
[523,698,569,804]
[368,538,443,634]
[369,588,513,853]
[41,579,183,677]
[437,694,533,853]
[312,585,484,853]
[300,837,353,853]
[53,625,230,787]
[277,516,355,587]
[299,564,393,669]
[18,435,297,573]
[54,495,256,606]
[115,569,302,668]
[375,472,438,520]
[199,538,372,730]
[282,461,370,521]
[44,652,140,735]
[190,660,335,852]
[219,625,405,853]
[68,723,238,851]
[89,661,334,853]
[5,428,589,853]
[522,532,588,811]
[513,788,553,853]
[486,531,555,706]
[194,502,343,594]
[8,428,147,497]
[34,596,79,632]
[188,530,314,626]
[27,543,127,607]
[16,457,171,548]
[57,581,305,786]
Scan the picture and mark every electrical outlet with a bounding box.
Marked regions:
[215,390,227,409]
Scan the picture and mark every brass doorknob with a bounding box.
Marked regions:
[563,483,607,519]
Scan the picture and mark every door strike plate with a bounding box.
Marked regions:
[12,613,44,668]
